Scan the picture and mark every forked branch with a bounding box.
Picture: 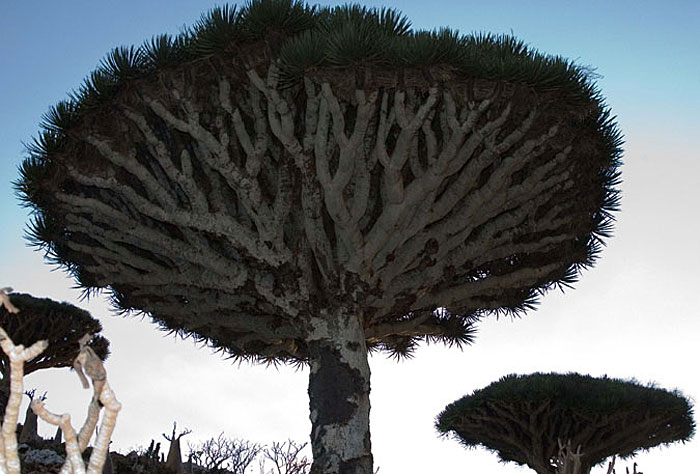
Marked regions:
[553,438,584,474]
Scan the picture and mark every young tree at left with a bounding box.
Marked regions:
[0,291,109,420]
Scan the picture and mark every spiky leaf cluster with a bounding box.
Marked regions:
[15,0,621,364]
[13,0,616,131]
[437,373,695,473]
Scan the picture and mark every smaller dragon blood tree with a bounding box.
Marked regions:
[0,290,110,419]
[0,286,120,474]
[436,372,695,474]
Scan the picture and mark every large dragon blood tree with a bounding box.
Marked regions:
[436,373,695,474]
[0,292,109,420]
[14,1,622,472]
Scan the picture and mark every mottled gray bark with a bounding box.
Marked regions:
[308,308,372,474]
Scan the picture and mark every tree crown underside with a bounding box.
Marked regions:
[0,293,109,376]
[436,372,695,471]
[16,0,622,363]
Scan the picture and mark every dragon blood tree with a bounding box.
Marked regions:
[0,287,120,474]
[15,1,622,472]
[436,373,695,474]
[0,290,109,420]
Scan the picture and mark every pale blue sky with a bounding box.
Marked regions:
[1,1,699,473]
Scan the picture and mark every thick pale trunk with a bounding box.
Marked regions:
[307,308,372,474]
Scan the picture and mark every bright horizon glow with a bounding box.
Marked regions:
[1,1,699,472]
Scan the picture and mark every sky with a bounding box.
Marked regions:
[1,0,699,472]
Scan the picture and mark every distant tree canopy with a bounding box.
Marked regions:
[15,1,622,473]
[0,292,109,417]
[436,372,695,474]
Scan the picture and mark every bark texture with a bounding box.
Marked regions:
[307,309,371,474]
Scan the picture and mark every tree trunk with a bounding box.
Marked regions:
[165,437,184,473]
[19,404,40,443]
[102,451,114,474]
[307,308,372,474]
